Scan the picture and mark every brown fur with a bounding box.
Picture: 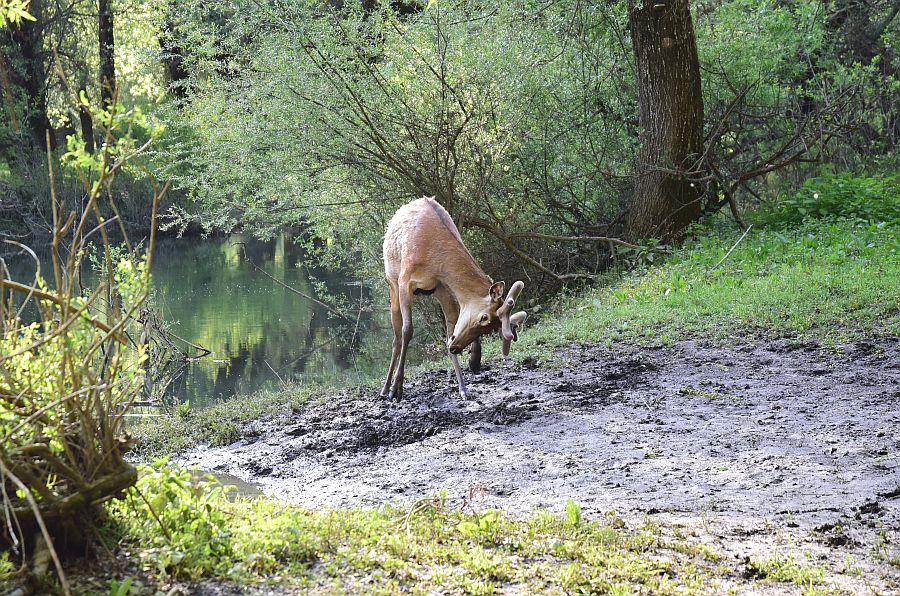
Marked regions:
[381,197,521,400]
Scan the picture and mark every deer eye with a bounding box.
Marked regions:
[479,313,490,325]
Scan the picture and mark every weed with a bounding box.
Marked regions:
[679,386,740,401]
[747,552,828,589]
[106,462,745,592]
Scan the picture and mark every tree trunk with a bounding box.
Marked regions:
[99,0,116,107]
[159,3,188,99]
[5,0,52,148]
[78,86,94,153]
[626,0,705,243]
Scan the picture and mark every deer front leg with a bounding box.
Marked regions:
[381,282,402,398]
[387,281,414,401]
[434,286,469,399]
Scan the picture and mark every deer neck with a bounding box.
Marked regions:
[443,252,492,306]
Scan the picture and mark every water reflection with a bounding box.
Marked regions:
[149,233,390,409]
[4,233,425,410]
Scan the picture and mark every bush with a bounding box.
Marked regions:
[766,173,900,226]
[0,98,165,592]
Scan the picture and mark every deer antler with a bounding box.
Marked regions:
[497,281,527,356]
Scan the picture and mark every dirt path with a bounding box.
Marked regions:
[180,336,900,591]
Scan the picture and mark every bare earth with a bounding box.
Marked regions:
[180,336,900,593]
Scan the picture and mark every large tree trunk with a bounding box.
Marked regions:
[99,0,116,107]
[626,0,705,243]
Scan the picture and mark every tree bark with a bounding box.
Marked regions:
[78,86,94,153]
[5,0,52,148]
[159,3,188,99]
[99,0,116,107]
[626,0,705,242]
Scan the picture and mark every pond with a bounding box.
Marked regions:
[3,233,431,410]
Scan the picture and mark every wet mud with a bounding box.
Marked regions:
[180,336,900,590]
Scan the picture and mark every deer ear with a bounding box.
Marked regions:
[489,281,505,301]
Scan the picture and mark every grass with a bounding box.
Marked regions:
[92,464,745,594]
[746,553,831,594]
[74,463,851,594]
[129,384,321,458]
[509,217,898,360]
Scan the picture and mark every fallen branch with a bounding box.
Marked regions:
[708,225,753,273]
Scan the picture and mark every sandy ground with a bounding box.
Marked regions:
[180,335,900,592]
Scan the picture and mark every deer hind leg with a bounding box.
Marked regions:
[381,281,402,398]
[468,337,482,373]
[434,286,469,399]
[387,279,414,401]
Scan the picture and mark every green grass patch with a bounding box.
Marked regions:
[103,462,738,593]
[129,384,323,458]
[508,217,898,360]
[747,553,831,594]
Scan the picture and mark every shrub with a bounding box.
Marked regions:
[0,96,165,592]
[766,173,900,226]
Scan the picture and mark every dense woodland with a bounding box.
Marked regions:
[0,0,898,593]
[1,0,897,279]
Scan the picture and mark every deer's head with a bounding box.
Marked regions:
[448,281,527,356]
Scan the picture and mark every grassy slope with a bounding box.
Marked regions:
[133,216,899,458]
[515,217,898,356]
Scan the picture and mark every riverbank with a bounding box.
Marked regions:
[103,215,900,594]
[133,216,899,457]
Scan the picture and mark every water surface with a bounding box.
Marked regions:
[4,233,430,409]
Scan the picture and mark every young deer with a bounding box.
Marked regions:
[381,197,527,400]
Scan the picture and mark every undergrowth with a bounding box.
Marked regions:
[97,462,750,594]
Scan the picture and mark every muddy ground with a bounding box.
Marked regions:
[180,336,900,592]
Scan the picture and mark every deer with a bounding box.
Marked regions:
[381,197,527,401]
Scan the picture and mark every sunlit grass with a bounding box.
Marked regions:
[506,217,898,361]
[104,464,738,593]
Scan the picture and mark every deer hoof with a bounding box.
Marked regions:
[387,388,403,402]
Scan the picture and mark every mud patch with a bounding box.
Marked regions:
[180,336,900,591]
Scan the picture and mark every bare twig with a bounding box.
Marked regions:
[709,225,753,273]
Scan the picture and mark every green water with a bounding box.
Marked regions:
[4,233,426,409]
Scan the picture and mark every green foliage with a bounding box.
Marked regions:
[0,0,35,25]
[0,550,13,578]
[107,576,133,596]
[111,460,236,579]
[130,383,319,458]
[158,0,633,276]
[509,216,898,358]
[748,553,827,590]
[566,499,583,528]
[62,101,164,181]
[0,102,162,589]
[109,462,742,591]
[766,173,900,226]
